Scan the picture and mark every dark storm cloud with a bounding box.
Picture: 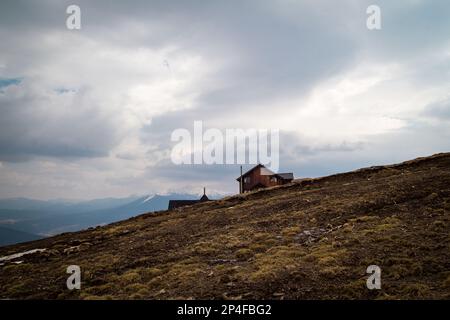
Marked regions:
[1,0,450,199]
[0,83,121,162]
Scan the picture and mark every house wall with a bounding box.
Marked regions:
[242,167,281,192]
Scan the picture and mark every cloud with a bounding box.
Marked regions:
[0,0,450,199]
[422,98,450,120]
[0,81,122,161]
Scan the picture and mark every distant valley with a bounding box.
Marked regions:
[0,193,208,246]
[0,226,42,246]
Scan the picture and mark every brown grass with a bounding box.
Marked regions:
[1,152,450,299]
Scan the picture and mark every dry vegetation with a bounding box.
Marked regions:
[1,153,449,299]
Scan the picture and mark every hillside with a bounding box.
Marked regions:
[0,153,449,299]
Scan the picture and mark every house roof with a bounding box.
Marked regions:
[236,164,272,181]
[276,173,294,180]
[236,164,293,181]
[168,200,201,210]
[168,188,210,210]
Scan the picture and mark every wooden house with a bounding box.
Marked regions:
[236,164,293,193]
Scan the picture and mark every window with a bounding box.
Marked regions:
[270,176,277,183]
[244,177,251,184]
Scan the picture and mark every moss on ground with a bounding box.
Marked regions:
[1,152,450,299]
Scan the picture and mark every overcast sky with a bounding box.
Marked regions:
[0,0,449,200]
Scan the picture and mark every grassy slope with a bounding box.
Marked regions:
[0,153,449,299]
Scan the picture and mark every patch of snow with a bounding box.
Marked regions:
[141,195,154,203]
[0,248,46,263]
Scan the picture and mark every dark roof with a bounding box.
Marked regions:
[200,194,209,201]
[168,200,200,210]
[275,173,294,180]
[168,191,210,210]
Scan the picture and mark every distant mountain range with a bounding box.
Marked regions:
[0,193,212,246]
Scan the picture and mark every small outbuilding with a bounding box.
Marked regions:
[168,188,210,210]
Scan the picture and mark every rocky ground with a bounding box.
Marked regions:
[0,153,449,299]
